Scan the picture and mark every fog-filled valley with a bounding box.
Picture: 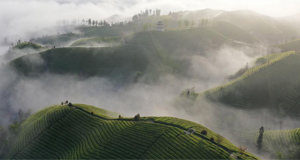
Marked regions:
[1,0,300,159]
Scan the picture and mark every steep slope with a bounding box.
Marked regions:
[202,51,300,116]
[7,104,258,159]
[237,128,300,159]
[212,10,297,44]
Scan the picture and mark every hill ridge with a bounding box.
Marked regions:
[8,104,257,159]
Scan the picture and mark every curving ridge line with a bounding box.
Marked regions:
[11,105,255,159]
[72,105,255,159]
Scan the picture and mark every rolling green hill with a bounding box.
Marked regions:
[10,46,152,83]
[7,104,258,159]
[33,33,80,47]
[210,21,262,45]
[70,37,120,47]
[200,51,300,117]
[237,128,300,159]
[10,28,245,83]
[277,39,300,52]
[182,9,224,21]
[125,27,234,56]
[13,42,44,50]
[212,10,297,44]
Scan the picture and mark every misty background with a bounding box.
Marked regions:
[1,0,300,158]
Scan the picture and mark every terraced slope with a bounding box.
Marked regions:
[10,46,152,82]
[277,39,300,51]
[237,129,300,159]
[13,42,44,50]
[211,21,262,45]
[70,37,120,47]
[213,10,297,43]
[202,51,300,116]
[7,104,257,159]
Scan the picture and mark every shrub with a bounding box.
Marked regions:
[216,135,223,144]
[201,130,207,135]
[134,113,140,121]
[68,103,72,107]
[91,111,94,115]
[238,146,247,154]
[209,137,214,142]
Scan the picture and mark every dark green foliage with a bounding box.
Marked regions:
[34,33,80,47]
[201,130,207,135]
[13,42,43,50]
[10,46,150,84]
[134,113,140,121]
[257,126,264,152]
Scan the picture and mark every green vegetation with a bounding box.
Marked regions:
[13,42,44,50]
[212,10,298,43]
[10,46,151,83]
[202,51,300,117]
[237,128,300,159]
[11,28,241,83]
[7,104,257,159]
[76,26,125,37]
[211,21,262,45]
[277,39,300,51]
[33,33,80,47]
[70,37,120,47]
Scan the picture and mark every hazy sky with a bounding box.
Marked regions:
[0,0,299,40]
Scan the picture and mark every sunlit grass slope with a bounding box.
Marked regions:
[7,104,257,159]
[13,42,44,50]
[202,51,300,116]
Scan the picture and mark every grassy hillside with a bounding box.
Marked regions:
[201,51,300,117]
[33,33,80,47]
[13,42,44,50]
[76,26,125,37]
[277,39,300,51]
[125,27,234,56]
[212,10,297,44]
[211,21,262,45]
[70,37,120,47]
[10,28,244,83]
[182,9,224,21]
[237,128,300,159]
[10,46,153,83]
[7,104,257,159]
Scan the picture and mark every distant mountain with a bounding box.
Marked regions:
[212,10,298,44]
[277,14,300,35]
[181,9,224,21]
